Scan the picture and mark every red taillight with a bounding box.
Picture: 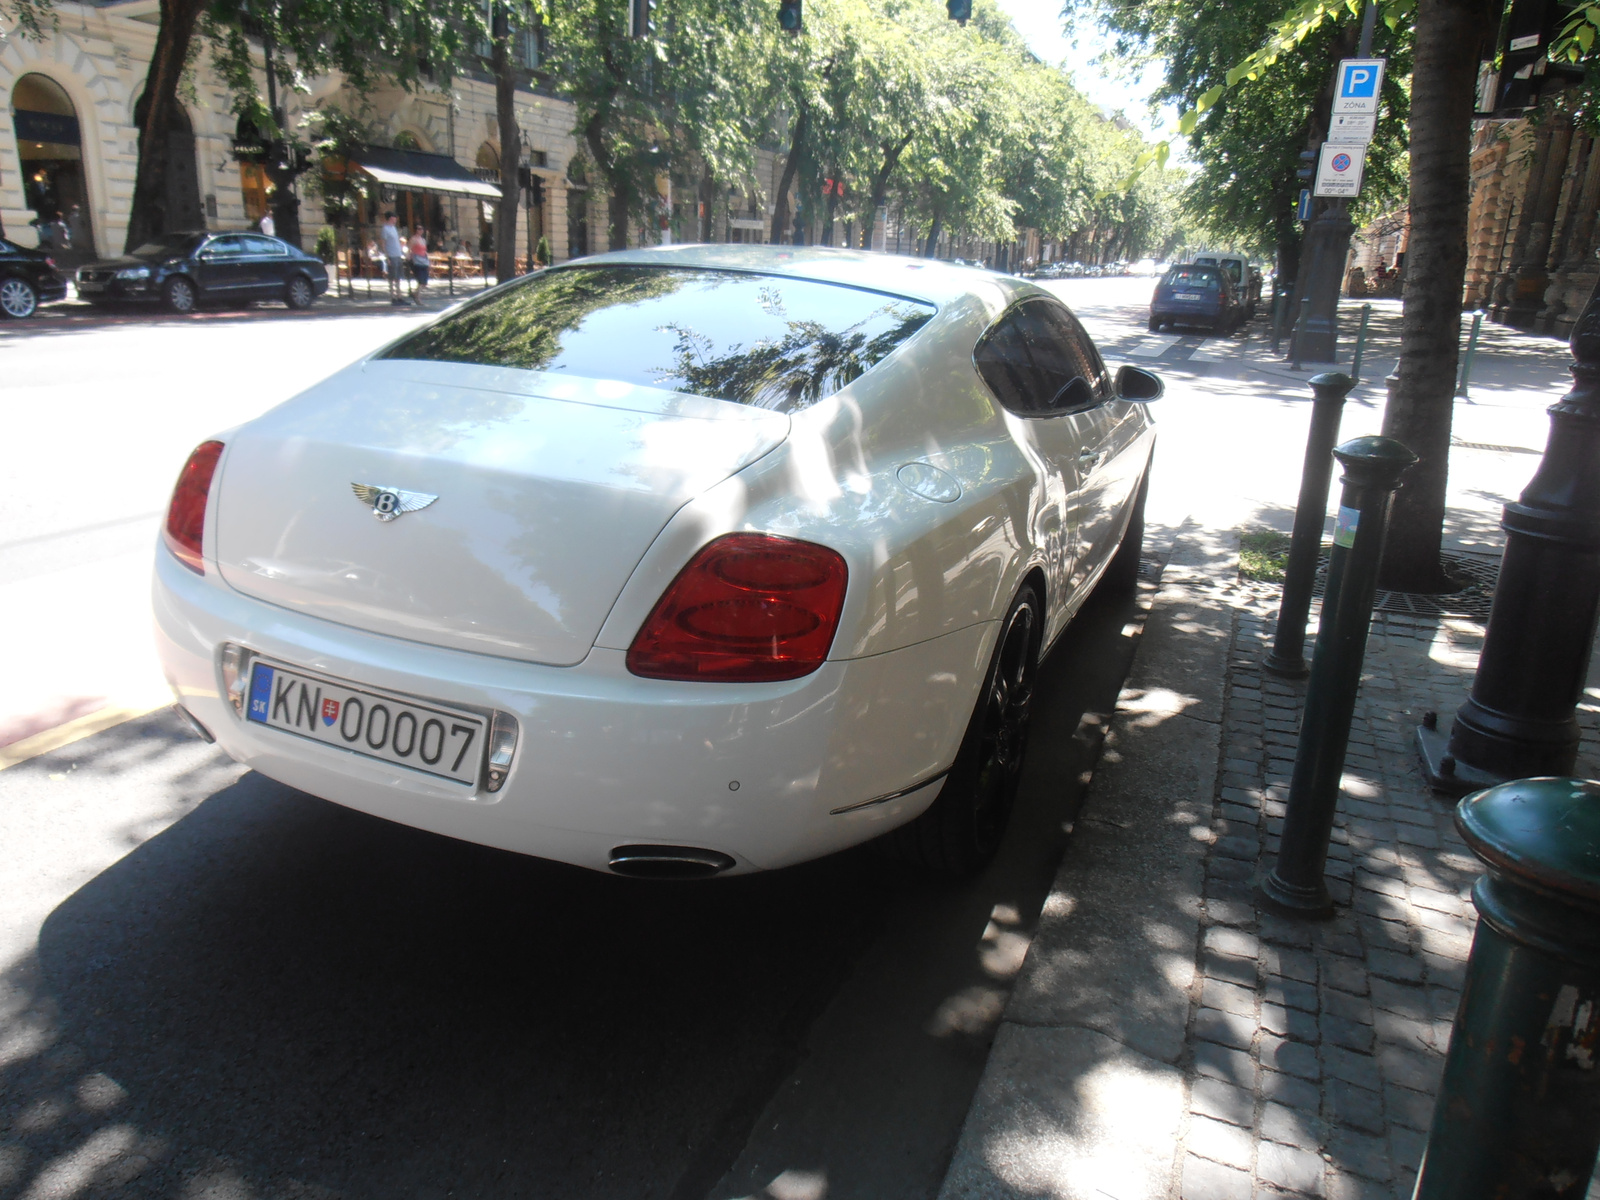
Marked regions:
[627,534,848,682]
[163,440,225,574]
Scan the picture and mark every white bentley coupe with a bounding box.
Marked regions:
[154,246,1159,878]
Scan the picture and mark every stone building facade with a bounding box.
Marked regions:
[0,0,584,263]
[1463,113,1600,336]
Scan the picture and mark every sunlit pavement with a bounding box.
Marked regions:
[0,274,1580,1199]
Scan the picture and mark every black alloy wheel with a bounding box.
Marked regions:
[885,584,1041,877]
[164,276,197,314]
[285,275,314,309]
[0,276,39,319]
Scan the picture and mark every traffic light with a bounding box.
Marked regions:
[1296,148,1316,179]
[530,175,545,207]
[629,0,654,39]
[946,0,970,22]
[777,0,801,32]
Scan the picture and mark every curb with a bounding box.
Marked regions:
[0,700,169,770]
[939,520,1240,1199]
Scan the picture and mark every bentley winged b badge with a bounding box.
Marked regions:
[351,483,438,523]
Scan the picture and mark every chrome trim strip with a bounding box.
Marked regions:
[829,769,950,816]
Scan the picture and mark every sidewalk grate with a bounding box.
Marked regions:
[1309,550,1500,622]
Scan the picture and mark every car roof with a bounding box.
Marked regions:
[564,244,1033,307]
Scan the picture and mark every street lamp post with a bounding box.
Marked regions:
[1419,283,1600,791]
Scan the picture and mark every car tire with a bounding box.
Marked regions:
[164,276,198,314]
[285,275,315,309]
[1099,467,1148,596]
[883,582,1042,877]
[1148,315,1163,332]
[0,276,39,319]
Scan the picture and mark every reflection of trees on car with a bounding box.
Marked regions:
[657,305,934,410]
[384,266,688,372]
[382,265,937,412]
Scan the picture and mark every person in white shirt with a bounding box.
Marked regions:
[380,212,405,303]
[259,212,275,238]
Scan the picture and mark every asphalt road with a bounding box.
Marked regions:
[0,273,1565,1199]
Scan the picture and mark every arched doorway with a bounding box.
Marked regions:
[475,143,499,255]
[567,157,590,259]
[9,73,96,262]
[382,130,444,239]
[132,90,204,235]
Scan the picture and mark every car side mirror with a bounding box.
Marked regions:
[1048,376,1096,412]
[1116,364,1163,402]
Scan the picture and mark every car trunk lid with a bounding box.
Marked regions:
[214,360,790,666]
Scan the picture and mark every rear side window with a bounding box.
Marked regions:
[378,265,936,412]
[242,235,287,255]
[973,297,1104,417]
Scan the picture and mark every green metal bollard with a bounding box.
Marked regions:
[1350,303,1371,381]
[1456,309,1485,398]
[1259,435,1417,917]
[1290,296,1311,371]
[1413,777,1600,1199]
[1264,372,1357,679]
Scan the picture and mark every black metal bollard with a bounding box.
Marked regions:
[1259,435,1417,917]
[1264,372,1358,679]
[1419,283,1600,792]
[1272,291,1287,355]
[1413,777,1600,1199]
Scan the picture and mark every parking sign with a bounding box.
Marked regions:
[1333,59,1386,114]
[1314,142,1367,197]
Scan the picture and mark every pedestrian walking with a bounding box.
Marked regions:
[380,212,405,304]
[408,228,430,300]
[259,211,275,238]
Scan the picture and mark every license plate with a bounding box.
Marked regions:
[246,660,485,785]
[78,280,105,293]
[1174,292,1203,301]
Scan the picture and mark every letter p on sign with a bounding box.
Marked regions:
[1333,58,1385,114]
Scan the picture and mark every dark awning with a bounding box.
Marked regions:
[352,144,503,200]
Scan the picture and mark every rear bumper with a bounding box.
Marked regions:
[154,549,991,874]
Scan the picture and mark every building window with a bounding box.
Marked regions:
[240,162,268,224]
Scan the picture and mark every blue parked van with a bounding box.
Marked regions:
[1149,263,1244,335]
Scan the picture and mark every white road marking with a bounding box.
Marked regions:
[1126,335,1180,358]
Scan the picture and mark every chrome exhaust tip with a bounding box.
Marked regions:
[175,706,215,744]
[607,844,736,879]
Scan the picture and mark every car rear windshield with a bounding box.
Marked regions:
[1163,267,1223,291]
[378,265,937,412]
[1196,257,1245,284]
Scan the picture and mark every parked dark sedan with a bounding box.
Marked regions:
[0,237,69,319]
[1149,263,1243,334]
[76,231,329,314]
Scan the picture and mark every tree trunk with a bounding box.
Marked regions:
[124,0,207,252]
[859,133,914,249]
[770,104,808,244]
[924,204,944,257]
[699,163,715,242]
[492,5,520,282]
[1377,0,1496,592]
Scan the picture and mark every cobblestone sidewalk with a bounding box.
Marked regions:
[1179,584,1600,1200]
